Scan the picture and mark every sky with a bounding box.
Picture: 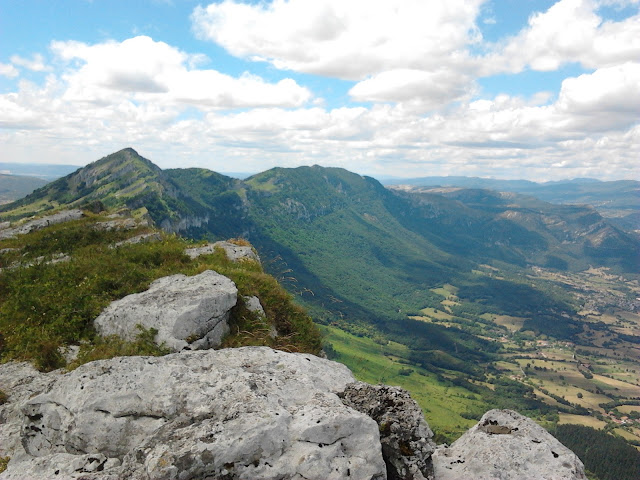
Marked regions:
[0,0,639,181]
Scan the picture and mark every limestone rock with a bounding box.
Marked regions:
[93,218,138,231]
[432,409,587,480]
[0,362,60,459]
[340,382,435,480]
[0,209,84,240]
[243,295,265,316]
[0,347,386,480]
[112,232,162,248]
[185,240,260,263]
[94,270,237,351]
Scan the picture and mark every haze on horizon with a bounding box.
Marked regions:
[1,0,639,182]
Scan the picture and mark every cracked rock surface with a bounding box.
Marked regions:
[432,409,587,480]
[0,347,386,480]
[339,382,435,480]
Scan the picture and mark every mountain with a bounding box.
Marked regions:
[385,175,640,234]
[3,149,637,331]
[3,148,640,462]
[391,185,639,271]
[0,174,48,205]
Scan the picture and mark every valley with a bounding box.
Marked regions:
[324,264,640,447]
[1,148,639,478]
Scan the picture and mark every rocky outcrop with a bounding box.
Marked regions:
[92,218,138,231]
[0,350,589,480]
[111,232,162,247]
[340,383,435,480]
[432,409,587,480]
[0,347,386,480]
[94,270,237,351]
[0,362,61,460]
[0,209,84,239]
[185,241,260,263]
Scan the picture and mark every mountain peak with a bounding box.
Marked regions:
[0,148,168,220]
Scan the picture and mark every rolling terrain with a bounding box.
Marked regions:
[2,148,640,465]
[0,174,48,205]
[387,176,639,235]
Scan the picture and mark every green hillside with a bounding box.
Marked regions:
[3,149,637,378]
[2,149,640,475]
[0,213,321,371]
[0,174,48,205]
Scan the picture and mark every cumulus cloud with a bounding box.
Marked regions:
[50,36,311,108]
[486,0,640,73]
[1,2,638,182]
[349,69,475,110]
[191,0,484,80]
[0,62,19,78]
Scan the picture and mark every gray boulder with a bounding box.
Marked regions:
[1,347,386,480]
[432,409,587,480]
[94,270,237,351]
[185,240,260,263]
[340,382,435,480]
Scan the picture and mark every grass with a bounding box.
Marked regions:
[558,413,607,429]
[489,314,526,332]
[323,325,490,441]
[617,406,640,415]
[0,457,8,474]
[0,214,322,370]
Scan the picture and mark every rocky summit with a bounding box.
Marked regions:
[0,347,586,480]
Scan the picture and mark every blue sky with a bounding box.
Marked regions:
[0,0,638,181]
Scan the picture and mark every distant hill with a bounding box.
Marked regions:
[0,174,48,205]
[0,162,78,181]
[385,175,639,233]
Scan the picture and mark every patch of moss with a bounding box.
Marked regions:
[0,456,9,474]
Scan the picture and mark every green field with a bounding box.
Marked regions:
[322,325,481,440]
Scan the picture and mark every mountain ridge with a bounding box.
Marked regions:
[2,148,640,472]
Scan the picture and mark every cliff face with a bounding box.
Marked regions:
[0,347,586,480]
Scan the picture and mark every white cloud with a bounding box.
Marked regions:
[50,36,311,108]
[0,62,19,78]
[10,53,50,72]
[349,69,475,110]
[191,0,484,80]
[1,4,638,182]
[486,0,640,73]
